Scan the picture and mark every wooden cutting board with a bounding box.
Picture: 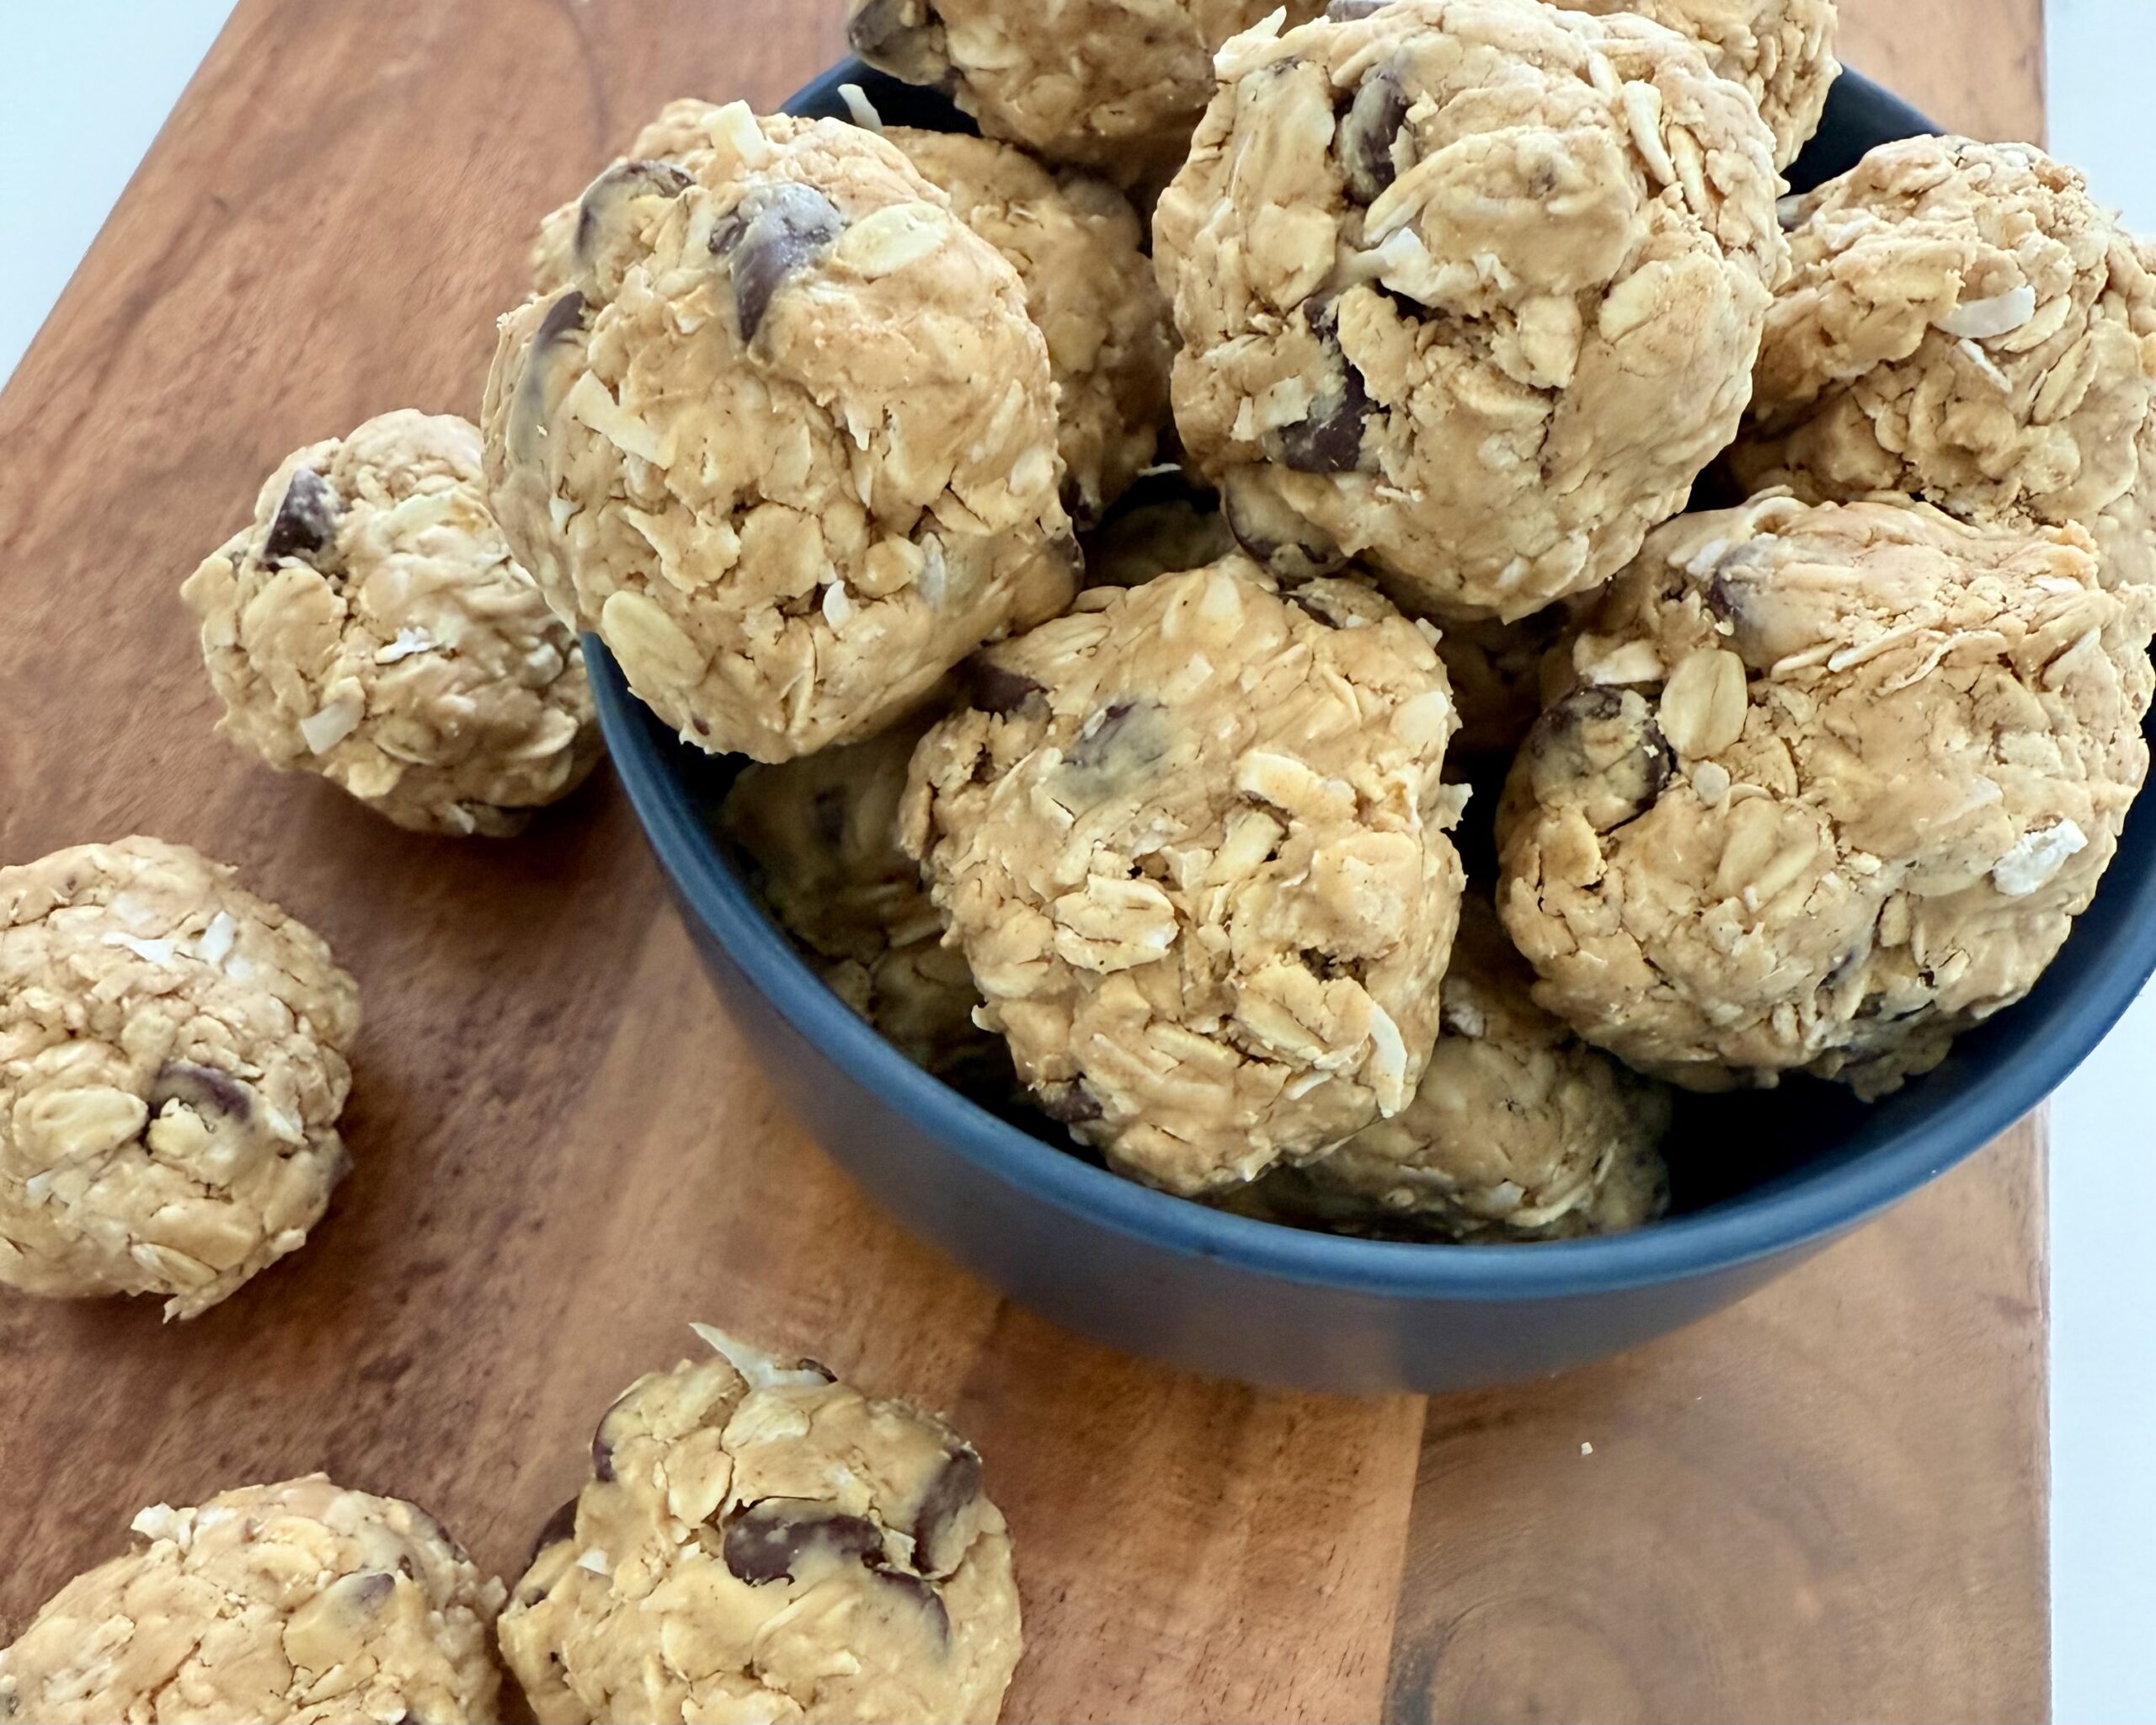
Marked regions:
[0,3,2049,1720]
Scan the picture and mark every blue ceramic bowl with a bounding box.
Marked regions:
[592,61,2156,1394]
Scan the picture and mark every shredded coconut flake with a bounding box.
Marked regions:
[103,932,179,966]
[691,1322,831,1391]
[376,628,440,665]
[1991,820,2089,898]
[836,82,884,130]
[1936,284,2037,340]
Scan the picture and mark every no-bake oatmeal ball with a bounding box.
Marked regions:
[0,838,360,1319]
[721,708,1006,1083]
[484,102,1074,763]
[0,1476,504,1725]
[1155,0,1785,620]
[1246,895,1673,1239]
[531,101,1172,528]
[846,0,1330,181]
[1733,136,2156,591]
[183,410,600,837]
[901,558,1467,1195]
[1500,491,2156,1095]
[500,1328,1021,1725]
[1546,0,1838,170]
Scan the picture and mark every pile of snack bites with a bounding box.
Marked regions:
[3,1,2154,1720]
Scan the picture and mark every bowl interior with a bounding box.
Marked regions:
[594,59,2156,1293]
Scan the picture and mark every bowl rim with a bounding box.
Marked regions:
[595,637,2156,1305]
[591,58,2156,1306]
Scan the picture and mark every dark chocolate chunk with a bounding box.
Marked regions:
[722,184,846,344]
[872,1564,953,1642]
[971,661,1046,716]
[339,1570,398,1610]
[721,1498,885,1585]
[530,1498,579,1567]
[1339,69,1411,206]
[910,1446,984,1578]
[1223,476,1346,581]
[1526,687,1673,833]
[574,159,695,279]
[1038,1081,1102,1124]
[151,1060,253,1124]
[847,0,958,90]
[1062,700,1138,773]
[261,467,340,565]
[1279,348,1376,473]
[508,291,589,466]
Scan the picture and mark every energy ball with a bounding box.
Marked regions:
[1545,0,1838,169]
[721,708,1006,1084]
[883,126,1172,526]
[483,102,1075,763]
[1499,491,2156,1095]
[0,838,360,1319]
[1245,896,1673,1239]
[1732,137,2156,591]
[499,1327,1022,1725]
[901,558,1468,1194]
[0,1476,504,1724]
[1155,0,1785,619]
[531,103,1172,529]
[183,411,599,837]
[846,0,1330,182]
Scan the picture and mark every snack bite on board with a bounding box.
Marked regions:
[1498,491,2156,1096]
[183,410,600,837]
[1734,136,2156,592]
[0,838,360,1319]
[499,1327,1022,1725]
[1243,895,1673,1240]
[484,102,1075,763]
[1154,0,1785,620]
[0,1476,504,1725]
[1546,0,1839,170]
[845,0,1330,182]
[901,558,1467,1196]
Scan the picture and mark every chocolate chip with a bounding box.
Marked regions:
[508,290,588,467]
[1063,700,1138,773]
[873,1564,953,1642]
[721,1498,885,1585]
[971,661,1046,717]
[1328,0,1390,17]
[847,0,957,89]
[910,1446,983,1578]
[262,467,340,564]
[797,1358,840,1382]
[1279,333,1377,474]
[1339,69,1410,206]
[1527,687,1673,833]
[1038,1081,1102,1124]
[339,1570,398,1610]
[590,1431,616,1483]
[529,1498,579,1567]
[574,159,695,282]
[720,184,846,344]
[1223,476,1346,581]
[151,1060,253,1123]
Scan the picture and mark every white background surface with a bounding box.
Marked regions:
[1,4,2149,1718]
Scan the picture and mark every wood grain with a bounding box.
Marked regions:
[0,3,2049,1722]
